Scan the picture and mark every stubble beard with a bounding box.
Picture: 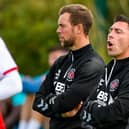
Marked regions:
[61,39,74,49]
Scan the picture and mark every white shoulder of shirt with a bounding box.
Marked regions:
[0,37,18,79]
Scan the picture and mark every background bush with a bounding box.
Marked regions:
[0,0,129,76]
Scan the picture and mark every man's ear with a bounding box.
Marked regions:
[74,24,84,35]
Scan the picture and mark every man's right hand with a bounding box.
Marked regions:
[61,101,83,118]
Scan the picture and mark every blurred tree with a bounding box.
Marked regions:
[0,0,129,75]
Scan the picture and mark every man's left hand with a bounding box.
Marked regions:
[61,101,83,118]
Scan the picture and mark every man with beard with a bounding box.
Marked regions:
[80,15,129,129]
[32,4,105,129]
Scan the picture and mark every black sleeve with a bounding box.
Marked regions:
[90,73,129,126]
[32,56,66,117]
[49,59,104,113]
[32,60,58,117]
[37,55,66,97]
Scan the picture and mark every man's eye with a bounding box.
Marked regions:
[116,30,122,33]
[115,29,122,33]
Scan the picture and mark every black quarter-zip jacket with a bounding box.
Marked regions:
[33,44,105,129]
[88,57,129,129]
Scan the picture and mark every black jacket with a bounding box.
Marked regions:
[87,58,129,129]
[33,44,105,129]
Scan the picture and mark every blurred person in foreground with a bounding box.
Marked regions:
[0,37,22,129]
[0,92,26,129]
[32,4,105,129]
[80,14,129,129]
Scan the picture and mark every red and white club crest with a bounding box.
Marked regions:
[110,79,119,91]
[67,68,75,81]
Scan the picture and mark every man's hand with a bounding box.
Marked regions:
[61,101,83,118]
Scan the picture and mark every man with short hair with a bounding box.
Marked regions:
[33,4,105,129]
[80,14,129,129]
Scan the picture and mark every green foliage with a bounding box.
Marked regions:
[0,0,129,75]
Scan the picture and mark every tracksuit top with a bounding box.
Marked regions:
[88,57,129,129]
[33,44,105,129]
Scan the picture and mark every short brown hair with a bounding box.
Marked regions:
[58,4,93,35]
[114,14,129,25]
